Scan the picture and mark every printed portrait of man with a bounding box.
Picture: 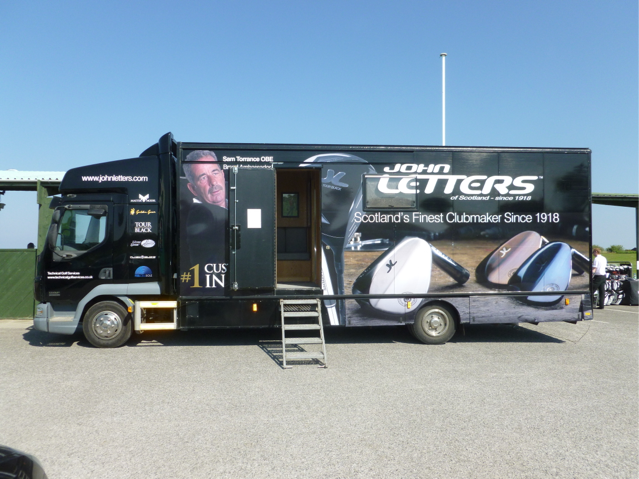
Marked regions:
[182,151,228,284]
[183,150,227,208]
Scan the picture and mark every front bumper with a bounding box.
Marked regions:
[33,303,80,335]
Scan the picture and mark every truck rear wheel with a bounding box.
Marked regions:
[409,304,456,345]
[82,301,132,348]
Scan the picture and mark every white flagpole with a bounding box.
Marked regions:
[440,53,447,146]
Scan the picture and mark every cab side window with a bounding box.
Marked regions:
[54,208,107,256]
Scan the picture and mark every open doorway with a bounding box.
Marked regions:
[276,169,321,286]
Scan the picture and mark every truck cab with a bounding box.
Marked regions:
[34,134,176,346]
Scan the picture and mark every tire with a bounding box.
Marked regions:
[409,303,457,345]
[82,301,132,348]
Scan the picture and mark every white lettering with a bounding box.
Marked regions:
[460,176,488,194]
[398,177,418,194]
[510,176,538,194]
[482,176,512,195]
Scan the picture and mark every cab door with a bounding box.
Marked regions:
[43,203,113,303]
[228,167,276,291]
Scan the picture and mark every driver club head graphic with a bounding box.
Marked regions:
[303,153,376,322]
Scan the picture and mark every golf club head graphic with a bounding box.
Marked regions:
[353,237,432,315]
[353,237,470,315]
[303,153,376,322]
[508,242,572,305]
[477,231,548,285]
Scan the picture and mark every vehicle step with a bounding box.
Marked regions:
[139,323,177,331]
[285,352,325,360]
[282,312,319,317]
[284,337,323,345]
[283,324,321,330]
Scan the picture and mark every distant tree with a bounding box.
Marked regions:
[606,245,625,254]
[592,244,604,252]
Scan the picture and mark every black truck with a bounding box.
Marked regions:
[34,133,593,348]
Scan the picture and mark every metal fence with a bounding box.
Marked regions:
[0,249,36,319]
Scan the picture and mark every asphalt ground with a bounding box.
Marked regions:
[0,307,637,479]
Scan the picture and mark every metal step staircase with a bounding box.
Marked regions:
[280,299,327,368]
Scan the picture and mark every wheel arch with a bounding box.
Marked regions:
[412,299,461,326]
[79,295,133,324]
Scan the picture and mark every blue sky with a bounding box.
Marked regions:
[0,0,637,250]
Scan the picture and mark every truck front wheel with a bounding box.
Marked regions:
[82,301,132,348]
[409,304,457,345]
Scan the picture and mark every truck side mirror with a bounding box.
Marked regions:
[49,197,62,209]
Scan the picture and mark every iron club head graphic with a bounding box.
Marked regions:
[508,242,573,305]
[476,231,548,285]
[353,237,469,315]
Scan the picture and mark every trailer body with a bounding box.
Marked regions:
[34,133,593,346]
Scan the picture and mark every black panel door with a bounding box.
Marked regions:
[228,167,276,290]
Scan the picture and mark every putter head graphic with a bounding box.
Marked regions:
[476,231,548,285]
[508,242,573,305]
[303,154,376,322]
[353,237,470,315]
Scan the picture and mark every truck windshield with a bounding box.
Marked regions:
[55,209,107,253]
